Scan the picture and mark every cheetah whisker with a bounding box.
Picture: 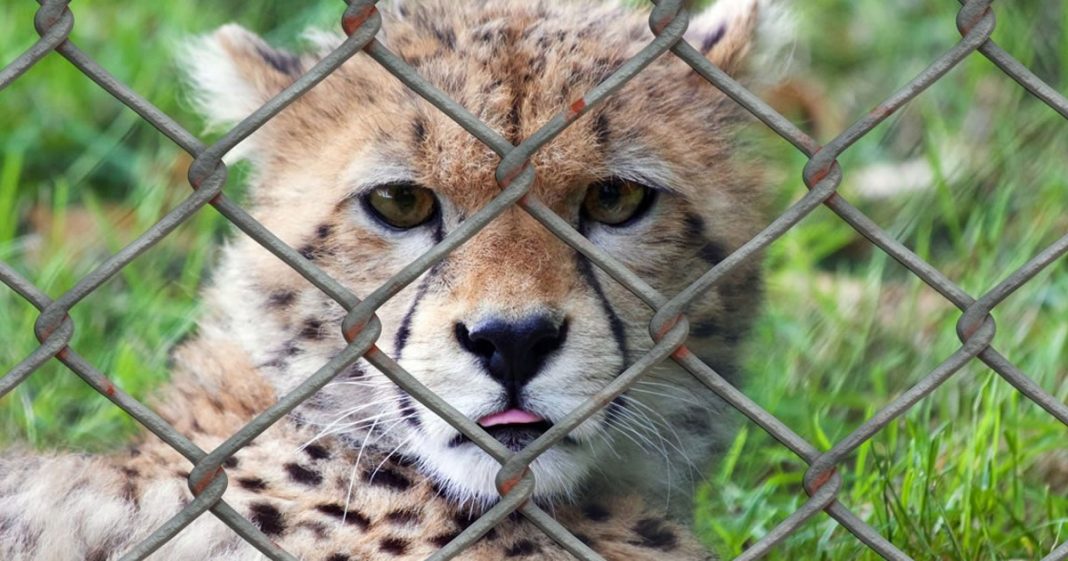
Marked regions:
[306,410,410,444]
[619,396,702,499]
[300,406,406,451]
[606,411,669,465]
[303,397,402,434]
[628,384,706,408]
[368,432,416,485]
[341,415,415,523]
[606,404,679,507]
[620,395,701,476]
[322,379,396,390]
[342,414,382,526]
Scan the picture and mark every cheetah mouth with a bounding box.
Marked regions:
[447,409,562,451]
[478,409,553,450]
[477,408,545,428]
[481,421,554,451]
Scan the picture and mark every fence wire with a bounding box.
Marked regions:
[1,0,1067,560]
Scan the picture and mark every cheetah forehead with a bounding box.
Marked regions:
[182,0,781,207]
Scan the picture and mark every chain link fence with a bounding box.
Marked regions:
[1,0,1066,559]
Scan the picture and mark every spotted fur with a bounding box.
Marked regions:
[1,0,784,558]
[0,337,713,560]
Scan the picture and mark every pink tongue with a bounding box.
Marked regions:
[478,409,544,428]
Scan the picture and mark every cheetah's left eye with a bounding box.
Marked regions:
[582,178,655,227]
[363,182,438,229]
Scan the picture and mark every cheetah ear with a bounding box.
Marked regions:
[180,24,305,159]
[685,0,791,75]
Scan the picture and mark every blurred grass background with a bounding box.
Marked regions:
[0,1,1065,560]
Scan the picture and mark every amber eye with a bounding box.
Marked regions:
[582,178,654,226]
[364,182,438,229]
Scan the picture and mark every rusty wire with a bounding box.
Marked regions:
[1,0,1067,559]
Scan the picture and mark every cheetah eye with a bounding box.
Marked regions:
[581,178,655,226]
[363,182,438,229]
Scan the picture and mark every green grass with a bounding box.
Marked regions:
[0,1,340,449]
[1,1,1065,560]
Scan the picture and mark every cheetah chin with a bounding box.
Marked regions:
[1,0,787,559]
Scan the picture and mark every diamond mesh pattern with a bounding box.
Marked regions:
[1,1,1066,560]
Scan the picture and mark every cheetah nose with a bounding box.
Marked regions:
[454,315,569,396]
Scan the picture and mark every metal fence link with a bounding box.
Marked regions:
[0,0,1065,559]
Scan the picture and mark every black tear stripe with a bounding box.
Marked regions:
[392,286,424,360]
[388,261,444,430]
[573,252,639,433]
[574,254,629,362]
[683,211,730,268]
[393,262,446,359]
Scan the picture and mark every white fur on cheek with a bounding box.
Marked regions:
[417,440,593,509]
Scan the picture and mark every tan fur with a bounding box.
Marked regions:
[2,0,782,558]
[159,337,714,560]
[1,335,711,560]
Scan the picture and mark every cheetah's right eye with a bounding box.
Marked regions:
[363,182,438,229]
[582,177,655,227]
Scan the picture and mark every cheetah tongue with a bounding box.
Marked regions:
[477,409,544,428]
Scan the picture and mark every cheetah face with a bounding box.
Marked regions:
[184,0,780,507]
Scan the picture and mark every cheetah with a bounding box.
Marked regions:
[0,0,783,559]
